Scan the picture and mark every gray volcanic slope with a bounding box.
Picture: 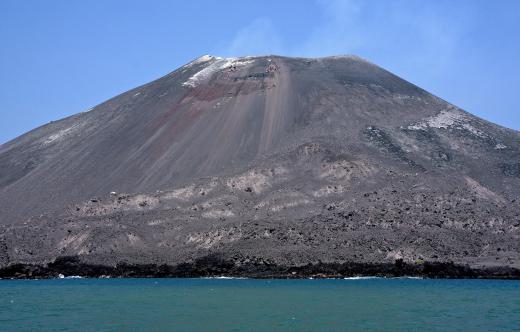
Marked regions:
[1,55,520,271]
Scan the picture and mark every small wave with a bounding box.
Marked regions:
[342,276,424,280]
[343,276,382,280]
[57,274,83,279]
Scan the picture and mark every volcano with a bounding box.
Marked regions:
[1,55,519,278]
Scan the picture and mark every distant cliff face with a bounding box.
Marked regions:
[1,55,519,271]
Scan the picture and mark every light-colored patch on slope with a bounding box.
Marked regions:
[258,60,289,154]
[407,106,489,139]
[269,198,311,212]
[385,249,417,262]
[129,195,160,208]
[464,177,505,203]
[186,228,242,249]
[392,94,423,103]
[254,191,311,211]
[74,194,160,217]
[313,185,346,198]
[319,160,374,181]
[58,231,90,251]
[201,210,235,219]
[127,233,144,246]
[227,167,288,194]
[408,108,463,130]
[147,219,165,226]
[162,180,218,200]
[182,57,255,87]
[43,123,83,145]
[191,55,214,64]
[179,55,215,73]
[199,195,236,210]
[162,186,197,200]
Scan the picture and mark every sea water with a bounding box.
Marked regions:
[0,278,519,331]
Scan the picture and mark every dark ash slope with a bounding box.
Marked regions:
[1,55,519,277]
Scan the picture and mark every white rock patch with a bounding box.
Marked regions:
[186,228,242,249]
[182,57,255,87]
[408,108,463,130]
[227,167,288,194]
[201,210,235,219]
[269,198,310,212]
[408,107,488,139]
[192,54,214,64]
[58,231,90,251]
[44,123,82,145]
[313,185,345,198]
[162,181,218,201]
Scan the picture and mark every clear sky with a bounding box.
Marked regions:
[1,0,519,144]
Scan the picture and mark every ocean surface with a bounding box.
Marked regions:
[0,278,519,331]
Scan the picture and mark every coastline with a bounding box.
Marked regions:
[1,256,519,280]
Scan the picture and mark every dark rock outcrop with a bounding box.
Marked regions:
[1,255,519,280]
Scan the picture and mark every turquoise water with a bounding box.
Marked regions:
[0,278,519,331]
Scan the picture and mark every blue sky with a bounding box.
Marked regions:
[1,0,519,143]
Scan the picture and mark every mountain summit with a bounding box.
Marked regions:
[1,55,519,277]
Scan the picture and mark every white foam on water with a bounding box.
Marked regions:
[56,274,83,279]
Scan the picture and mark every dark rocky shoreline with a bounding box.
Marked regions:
[1,255,519,280]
